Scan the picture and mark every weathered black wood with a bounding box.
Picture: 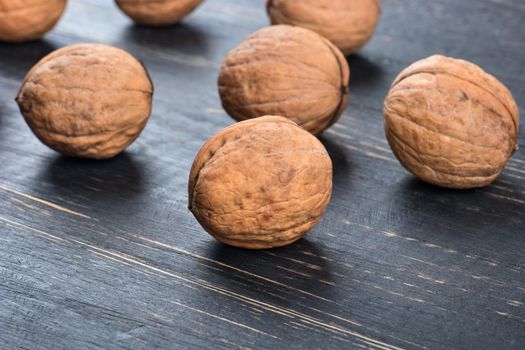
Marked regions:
[0,1,524,349]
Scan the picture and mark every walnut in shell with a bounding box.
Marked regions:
[115,0,203,26]
[0,0,66,42]
[266,0,381,56]
[384,55,520,189]
[16,44,153,159]
[218,25,349,136]
[188,116,333,249]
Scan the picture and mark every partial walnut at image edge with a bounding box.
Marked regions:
[16,43,154,160]
[266,0,381,56]
[115,0,204,26]
[218,25,350,136]
[188,116,333,249]
[0,0,67,42]
[384,55,520,189]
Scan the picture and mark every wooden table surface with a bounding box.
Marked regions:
[0,1,524,349]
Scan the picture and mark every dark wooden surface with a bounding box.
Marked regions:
[0,1,524,349]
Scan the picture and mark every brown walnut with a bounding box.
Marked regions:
[16,44,153,159]
[384,55,520,189]
[115,0,203,26]
[218,25,349,136]
[188,116,333,249]
[266,0,381,56]
[0,0,66,42]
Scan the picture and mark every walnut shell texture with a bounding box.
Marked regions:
[384,55,520,189]
[188,116,333,249]
[218,25,350,136]
[16,44,153,159]
[0,0,66,42]
[115,0,203,26]
[266,0,381,56]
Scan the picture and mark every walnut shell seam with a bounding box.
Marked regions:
[392,69,519,140]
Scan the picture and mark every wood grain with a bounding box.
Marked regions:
[0,0,523,349]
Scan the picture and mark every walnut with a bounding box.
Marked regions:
[16,44,153,159]
[115,0,203,26]
[188,116,333,249]
[218,25,349,136]
[266,0,381,56]
[384,55,520,189]
[0,0,66,42]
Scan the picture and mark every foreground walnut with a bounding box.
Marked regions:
[115,0,203,26]
[188,116,333,249]
[16,44,153,159]
[266,0,381,56]
[384,55,520,189]
[0,0,66,42]
[218,25,349,136]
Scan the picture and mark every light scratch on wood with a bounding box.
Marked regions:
[0,216,65,243]
[4,218,406,350]
[169,300,279,338]
[417,274,447,285]
[125,232,335,303]
[506,300,524,307]
[264,251,323,271]
[485,192,525,205]
[206,108,225,114]
[275,265,312,278]
[0,184,92,219]
[11,198,53,216]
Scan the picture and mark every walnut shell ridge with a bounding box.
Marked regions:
[218,25,350,136]
[16,44,153,159]
[384,55,520,189]
[0,0,66,42]
[266,0,381,56]
[115,0,203,26]
[188,116,333,249]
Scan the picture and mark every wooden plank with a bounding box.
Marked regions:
[0,0,523,349]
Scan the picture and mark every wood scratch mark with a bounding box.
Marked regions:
[319,279,336,286]
[87,249,132,266]
[401,255,436,266]
[275,265,312,278]
[506,300,524,307]
[169,300,278,338]
[382,230,420,243]
[118,254,405,349]
[3,218,406,350]
[422,243,440,249]
[358,140,391,154]
[326,129,354,140]
[505,173,525,181]
[11,198,52,216]
[206,108,225,114]
[417,274,447,285]
[264,251,323,271]
[308,307,363,327]
[0,216,66,243]
[125,232,335,303]
[331,139,394,162]
[84,185,102,192]
[507,166,525,175]
[300,250,334,261]
[0,184,91,219]
[485,192,525,205]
